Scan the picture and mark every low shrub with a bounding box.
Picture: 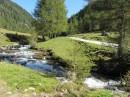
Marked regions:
[124,70,130,91]
[56,82,88,97]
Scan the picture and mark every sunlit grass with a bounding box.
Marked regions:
[0,62,58,92]
[0,28,31,46]
[0,28,30,36]
[36,37,114,78]
[71,32,119,43]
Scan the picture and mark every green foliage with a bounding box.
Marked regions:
[112,0,130,58]
[72,32,119,43]
[0,32,12,46]
[69,0,130,60]
[36,37,114,79]
[0,0,33,33]
[0,62,58,92]
[0,28,33,45]
[34,0,68,38]
[68,0,130,34]
[68,17,79,34]
[56,82,89,97]
[87,90,114,97]
[28,31,38,47]
[124,71,130,91]
[36,37,94,78]
[56,82,114,97]
[80,42,114,61]
[0,28,18,46]
[124,31,130,57]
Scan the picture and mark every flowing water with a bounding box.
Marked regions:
[0,45,126,92]
[84,76,125,93]
[0,45,66,77]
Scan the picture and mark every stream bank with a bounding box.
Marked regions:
[0,44,67,77]
[0,44,129,95]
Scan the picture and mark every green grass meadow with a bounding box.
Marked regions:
[0,62,58,92]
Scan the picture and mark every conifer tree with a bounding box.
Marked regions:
[0,0,33,33]
[69,17,79,34]
[34,0,68,39]
[114,0,130,58]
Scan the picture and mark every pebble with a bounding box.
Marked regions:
[6,91,12,95]
[38,83,42,86]
[32,92,37,96]
[28,87,35,91]
[40,93,49,97]
[24,89,28,92]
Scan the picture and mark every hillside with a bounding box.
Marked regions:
[0,28,31,46]
[0,28,15,46]
[69,0,130,34]
[0,0,33,33]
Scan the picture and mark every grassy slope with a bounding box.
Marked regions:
[0,62,58,92]
[0,34,115,96]
[71,32,119,43]
[36,37,116,96]
[37,37,75,61]
[0,32,13,46]
[0,0,33,33]
[0,28,30,46]
[0,28,15,46]
[0,62,114,96]
[0,28,30,36]
[57,82,114,97]
[36,37,114,78]
[0,28,59,93]
[37,37,92,76]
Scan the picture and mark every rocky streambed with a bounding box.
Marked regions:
[84,76,128,94]
[0,45,66,77]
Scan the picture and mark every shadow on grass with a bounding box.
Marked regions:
[91,57,130,79]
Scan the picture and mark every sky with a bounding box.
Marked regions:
[11,0,87,18]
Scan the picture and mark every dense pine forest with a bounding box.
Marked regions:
[69,0,130,34]
[0,0,33,33]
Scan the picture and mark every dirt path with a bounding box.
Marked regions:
[69,37,118,47]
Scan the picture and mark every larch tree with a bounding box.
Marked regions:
[68,17,79,34]
[114,0,130,59]
[34,0,68,39]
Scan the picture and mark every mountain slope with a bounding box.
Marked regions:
[69,0,130,34]
[0,0,33,33]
